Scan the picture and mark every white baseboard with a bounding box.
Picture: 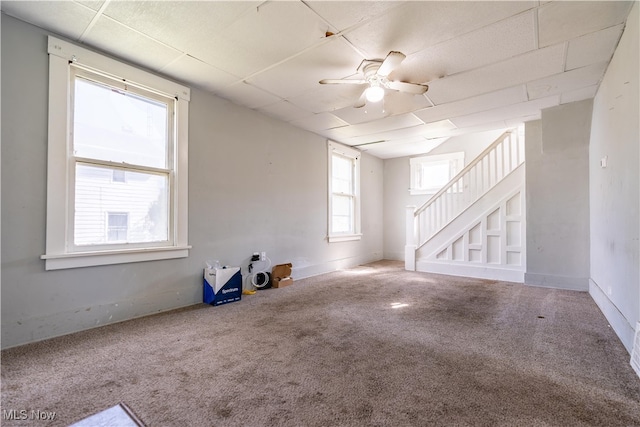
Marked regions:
[631,322,640,379]
[291,252,383,281]
[383,251,404,262]
[524,273,589,291]
[589,278,636,354]
[416,261,524,282]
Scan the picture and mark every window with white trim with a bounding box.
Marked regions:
[42,37,190,270]
[328,141,361,242]
[409,152,464,195]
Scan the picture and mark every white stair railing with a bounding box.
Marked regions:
[406,129,525,263]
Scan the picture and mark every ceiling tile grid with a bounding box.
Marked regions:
[426,43,566,105]
[414,86,528,125]
[160,54,240,93]
[448,95,561,129]
[82,15,185,72]
[257,100,315,124]
[537,1,634,48]
[247,37,364,101]
[393,10,538,84]
[0,0,633,159]
[290,112,349,132]
[526,62,608,100]
[304,1,405,33]
[565,24,625,71]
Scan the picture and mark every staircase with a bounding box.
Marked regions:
[406,129,526,282]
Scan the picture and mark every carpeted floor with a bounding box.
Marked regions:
[2,260,639,426]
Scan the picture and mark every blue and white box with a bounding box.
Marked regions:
[203,266,242,306]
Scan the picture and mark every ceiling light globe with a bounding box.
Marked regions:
[365,86,385,103]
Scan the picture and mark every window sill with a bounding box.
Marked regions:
[41,245,191,270]
[328,234,362,243]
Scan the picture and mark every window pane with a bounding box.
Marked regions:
[73,77,168,169]
[420,161,450,189]
[332,194,353,233]
[107,213,128,242]
[75,164,169,246]
[332,154,352,194]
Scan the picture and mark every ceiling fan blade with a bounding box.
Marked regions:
[319,79,367,85]
[387,80,428,95]
[377,51,406,77]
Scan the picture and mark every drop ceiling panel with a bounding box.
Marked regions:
[1,1,96,40]
[343,120,457,146]
[538,1,633,47]
[361,137,448,159]
[74,1,105,12]
[332,114,424,138]
[288,83,366,114]
[216,82,281,109]
[187,33,271,78]
[527,62,608,100]
[449,96,560,128]
[560,85,598,105]
[83,16,184,71]
[290,113,349,132]
[160,55,239,93]
[379,92,432,117]
[426,44,565,105]
[247,37,364,100]
[315,127,351,142]
[331,102,391,125]
[344,1,537,60]
[415,86,527,125]
[223,2,331,76]
[1,0,628,160]
[566,24,624,71]
[329,91,431,125]
[305,1,404,32]
[394,11,537,84]
[257,101,314,123]
[102,1,258,53]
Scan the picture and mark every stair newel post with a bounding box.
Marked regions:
[405,205,417,271]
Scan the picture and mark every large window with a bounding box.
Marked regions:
[328,141,361,242]
[42,37,190,270]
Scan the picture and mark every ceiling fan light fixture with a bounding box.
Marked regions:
[365,85,385,103]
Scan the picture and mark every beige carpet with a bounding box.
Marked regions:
[2,260,639,426]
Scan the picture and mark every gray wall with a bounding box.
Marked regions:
[0,15,384,349]
[524,100,592,291]
[588,2,639,353]
[383,129,505,260]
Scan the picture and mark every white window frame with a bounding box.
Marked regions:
[409,152,465,195]
[41,37,191,270]
[328,141,361,242]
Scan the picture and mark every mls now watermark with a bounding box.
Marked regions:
[3,409,57,421]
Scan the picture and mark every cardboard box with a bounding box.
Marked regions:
[203,266,242,306]
[272,263,293,288]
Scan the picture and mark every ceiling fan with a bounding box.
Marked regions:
[319,51,428,108]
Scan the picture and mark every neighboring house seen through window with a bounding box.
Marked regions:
[107,212,129,242]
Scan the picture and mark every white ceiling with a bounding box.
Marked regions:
[1,1,634,159]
